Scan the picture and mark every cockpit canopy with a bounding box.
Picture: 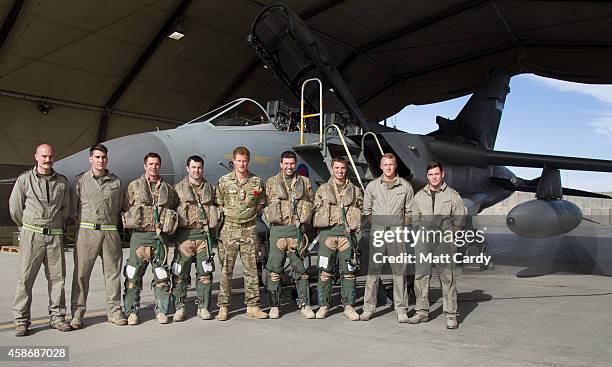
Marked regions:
[186,98,271,127]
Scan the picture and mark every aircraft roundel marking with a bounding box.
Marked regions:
[297,163,309,177]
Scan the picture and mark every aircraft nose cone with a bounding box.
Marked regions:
[506,216,516,226]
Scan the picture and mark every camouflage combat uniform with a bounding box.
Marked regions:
[411,182,466,321]
[312,178,363,315]
[70,170,125,326]
[172,177,219,319]
[215,171,265,309]
[9,167,71,329]
[122,176,178,319]
[263,171,314,316]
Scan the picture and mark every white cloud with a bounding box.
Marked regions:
[527,74,612,105]
[589,114,612,137]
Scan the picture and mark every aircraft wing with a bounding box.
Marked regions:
[428,140,612,172]
[490,177,612,199]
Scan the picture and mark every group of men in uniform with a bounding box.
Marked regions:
[9,142,466,336]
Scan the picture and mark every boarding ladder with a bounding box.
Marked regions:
[293,78,384,190]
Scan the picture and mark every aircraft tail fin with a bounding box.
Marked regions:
[434,69,510,149]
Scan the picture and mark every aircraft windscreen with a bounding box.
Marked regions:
[208,100,269,127]
[185,98,271,127]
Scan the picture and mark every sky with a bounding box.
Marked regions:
[390,74,612,192]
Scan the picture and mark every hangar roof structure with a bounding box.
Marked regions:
[1,0,612,164]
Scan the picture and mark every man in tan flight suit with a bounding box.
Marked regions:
[9,143,72,336]
[215,146,268,320]
[360,153,413,323]
[70,144,127,329]
[408,161,466,329]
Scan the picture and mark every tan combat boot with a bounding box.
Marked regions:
[174,308,186,322]
[407,312,429,324]
[397,311,409,323]
[70,314,83,330]
[127,313,139,326]
[156,313,169,324]
[343,305,359,321]
[108,313,128,326]
[246,305,268,319]
[198,308,212,320]
[216,306,228,321]
[268,307,280,319]
[15,322,30,337]
[49,320,72,332]
[359,310,374,321]
[315,306,328,319]
[446,315,458,329]
[301,305,315,319]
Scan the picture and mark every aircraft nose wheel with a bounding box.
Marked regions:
[462,241,492,271]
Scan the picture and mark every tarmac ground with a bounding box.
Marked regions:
[0,222,611,367]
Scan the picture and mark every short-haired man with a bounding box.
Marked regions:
[215,146,268,320]
[171,155,219,321]
[10,144,72,336]
[70,144,127,329]
[408,162,466,329]
[264,151,315,319]
[312,157,363,320]
[122,152,178,325]
[360,153,414,322]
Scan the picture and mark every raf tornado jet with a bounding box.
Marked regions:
[9,3,612,246]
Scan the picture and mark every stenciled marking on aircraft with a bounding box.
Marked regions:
[297,163,309,177]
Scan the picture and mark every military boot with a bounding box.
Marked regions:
[343,305,359,321]
[70,313,83,330]
[268,307,280,319]
[156,313,169,324]
[50,320,72,332]
[396,310,409,323]
[407,312,429,324]
[315,306,329,319]
[174,307,186,322]
[360,310,374,321]
[300,305,315,319]
[15,322,30,337]
[216,306,228,321]
[127,313,139,326]
[446,315,458,329]
[108,313,128,326]
[246,306,268,319]
[197,308,212,320]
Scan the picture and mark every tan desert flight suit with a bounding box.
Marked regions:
[9,167,71,327]
[362,175,414,315]
[70,170,124,323]
[411,182,466,317]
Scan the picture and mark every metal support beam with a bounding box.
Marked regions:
[357,40,612,107]
[337,0,487,73]
[212,0,348,109]
[491,0,519,42]
[0,0,27,55]
[96,0,193,143]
